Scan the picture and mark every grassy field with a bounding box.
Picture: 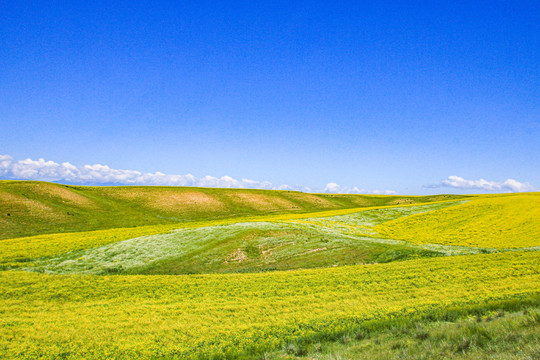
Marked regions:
[0,180,465,239]
[0,181,538,359]
[2,200,476,273]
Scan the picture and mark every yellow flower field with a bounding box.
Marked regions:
[1,251,539,359]
[375,193,540,249]
[1,191,539,359]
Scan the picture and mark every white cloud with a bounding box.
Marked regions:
[370,189,398,195]
[0,155,277,189]
[426,175,534,192]
[323,182,396,195]
[324,182,342,193]
[0,154,393,194]
[0,155,13,176]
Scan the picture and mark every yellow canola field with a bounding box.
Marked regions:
[1,251,539,359]
[0,224,182,266]
[375,194,540,249]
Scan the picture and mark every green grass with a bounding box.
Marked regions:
[0,180,468,240]
[266,302,540,360]
[1,199,473,272]
[11,201,475,275]
[28,222,441,275]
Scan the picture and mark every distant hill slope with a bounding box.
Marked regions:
[0,180,465,240]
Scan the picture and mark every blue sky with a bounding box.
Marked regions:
[1,1,538,194]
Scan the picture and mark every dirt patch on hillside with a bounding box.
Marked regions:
[0,192,63,220]
[390,198,416,205]
[101,188,227,213]
[33,184,96,207]
[142,191,226,213]
[282,193,337,208]
[226,249,248,263]
[227,193,298,211]
[305,247,327,254]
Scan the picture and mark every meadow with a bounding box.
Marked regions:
[0,180,464,240]
[0,182,538,359]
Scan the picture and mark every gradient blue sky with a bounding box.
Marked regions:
[1,1,539,194]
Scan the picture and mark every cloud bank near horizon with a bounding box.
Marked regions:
[323,182,396,195]
[0,154,395,194]
[425,175,534,192]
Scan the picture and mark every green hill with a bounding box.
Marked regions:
[0,180,465,240]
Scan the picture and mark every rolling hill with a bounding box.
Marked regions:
[0,180,465,239]
[0,181,538,359]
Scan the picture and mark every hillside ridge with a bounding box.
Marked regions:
[0,180,467,240]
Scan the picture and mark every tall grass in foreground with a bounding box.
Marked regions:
[266,303,540,359]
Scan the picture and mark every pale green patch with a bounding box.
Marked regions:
[30,222,285,274]
[28,201,488,275]
[286,201,468,237]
